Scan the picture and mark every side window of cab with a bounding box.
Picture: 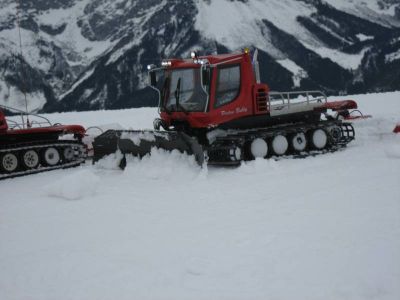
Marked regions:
[215,65,241,108]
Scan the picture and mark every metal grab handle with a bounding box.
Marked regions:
[269,90,328,107]
[0,104,53,128]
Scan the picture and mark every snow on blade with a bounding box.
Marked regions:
[120,131,156,146]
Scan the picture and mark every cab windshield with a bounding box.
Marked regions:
[163,68,208,112]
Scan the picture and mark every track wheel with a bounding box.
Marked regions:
[42,147,61,166]
[311,129,328,150]
[1,152,19,173]
[21,150,40,169]
[271,135,288,155]
[229,146,242,162]
[62,146,75,162]
[250,138,268,158]
[329,126,342,143]
[290,132,307,152]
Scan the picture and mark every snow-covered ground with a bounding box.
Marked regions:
[1,92,400,300]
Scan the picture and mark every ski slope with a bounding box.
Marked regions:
[1,92,400,300]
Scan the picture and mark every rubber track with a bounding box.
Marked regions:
[0,140,86,180]
[206,120,354,164]
[213,121,352,144]
[207,147,348,166]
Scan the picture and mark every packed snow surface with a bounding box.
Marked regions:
[1,92,400,300]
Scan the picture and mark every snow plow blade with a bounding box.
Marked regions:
[92,130,205,167]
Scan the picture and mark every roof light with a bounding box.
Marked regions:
[161,61,172,67]
[191,51,198,59]
[244,47,250,54]
[192,59,208,65]
[192,58,209,65]
[147,64,155,70]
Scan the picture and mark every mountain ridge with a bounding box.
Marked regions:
[0,0,399,113]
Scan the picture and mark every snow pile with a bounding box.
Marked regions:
[124,148,203,181]
[44,169,100,200]
[95,150,125,170]
[96,148,203,180]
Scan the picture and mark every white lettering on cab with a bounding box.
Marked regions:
[221,110,234,116]
[221,107,248,116]
[236,107,248,113]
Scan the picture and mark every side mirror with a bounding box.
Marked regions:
[202,67,210,87]
[149,71,157,87]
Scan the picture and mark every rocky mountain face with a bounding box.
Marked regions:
[0,0,399,113]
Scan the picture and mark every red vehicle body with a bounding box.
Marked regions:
[155,51,356,132]
[394,123,400,133]
[0,108,85,143]
[94,49,357,166]
[0,109,7,132]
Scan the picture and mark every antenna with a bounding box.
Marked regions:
[252,49,261,84]
[15,0,30,128]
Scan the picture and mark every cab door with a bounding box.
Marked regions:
[209,62,253,125]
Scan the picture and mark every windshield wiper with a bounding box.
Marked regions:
[174,78,188,115]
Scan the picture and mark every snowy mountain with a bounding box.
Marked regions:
[0,0,399,113]
[1,91,400,300]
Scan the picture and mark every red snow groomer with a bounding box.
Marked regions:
[0,105,86,179]
[93,49,357,166]
[394,123,400,133]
